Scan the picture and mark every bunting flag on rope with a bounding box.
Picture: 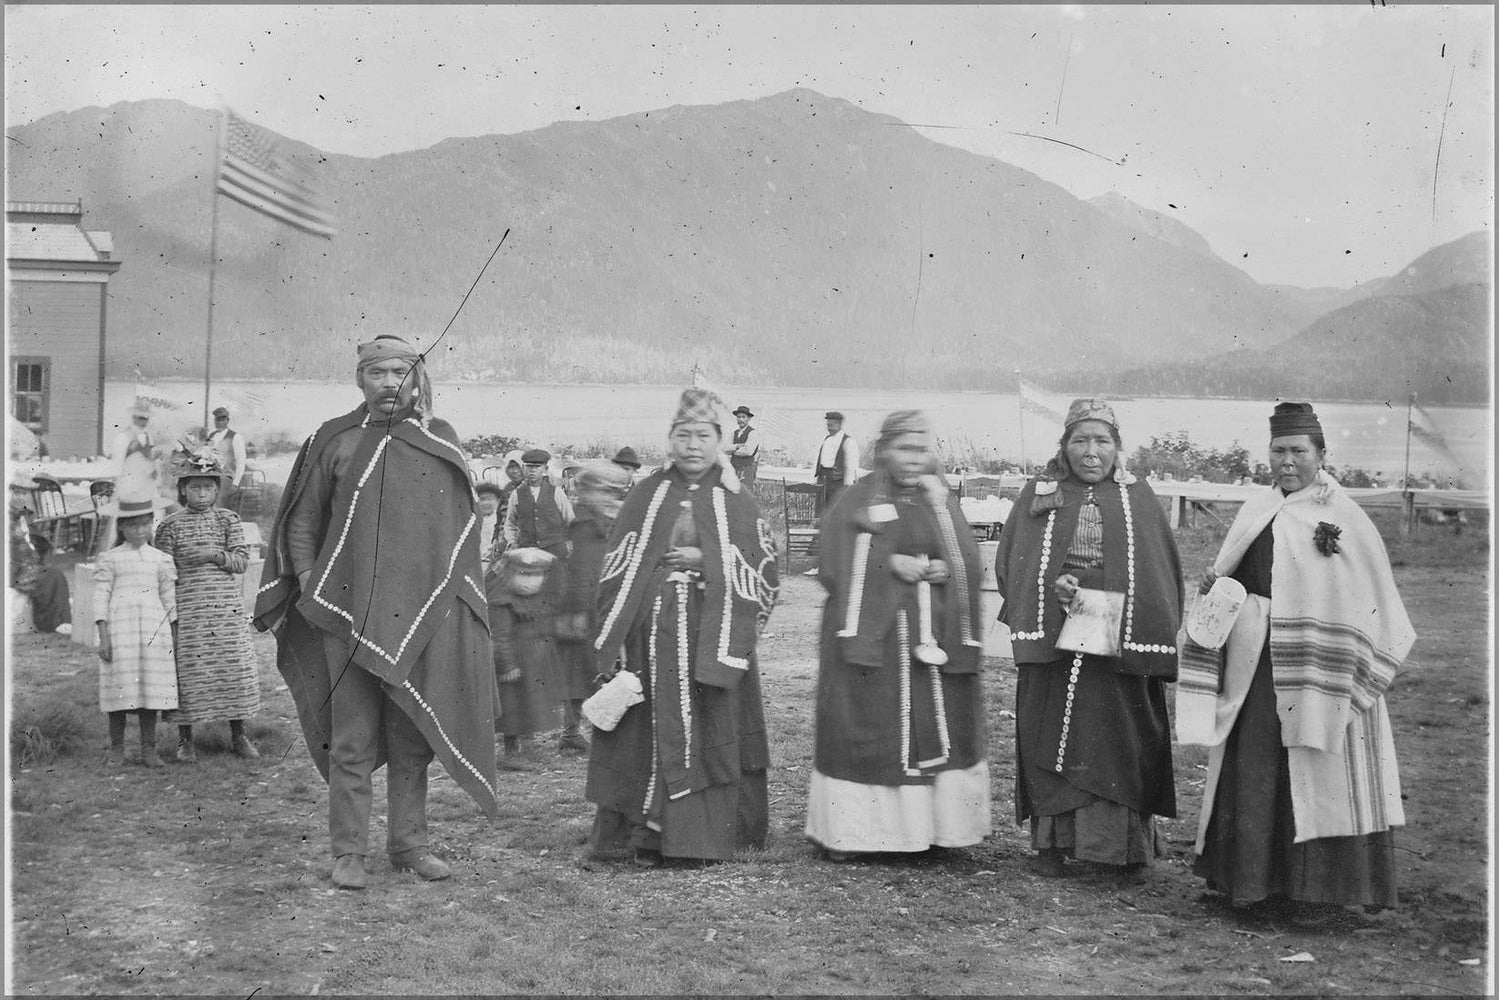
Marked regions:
[689,370,802,457]
[1017,374,1067,425]
[216,110,337,238]
[1408,398,1460,465]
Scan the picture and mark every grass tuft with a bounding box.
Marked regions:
[10,697,94,766]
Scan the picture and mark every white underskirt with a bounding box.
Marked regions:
[804,761,992,853]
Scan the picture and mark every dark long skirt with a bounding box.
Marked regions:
[1192,641,1399,907]
[494,624,561,737]
[585,573,770,861]
[1015,657,1176,865]
[28,566,72,632]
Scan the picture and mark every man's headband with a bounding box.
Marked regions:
[357,335,421,368]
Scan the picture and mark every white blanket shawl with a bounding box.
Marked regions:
[1177,471,1415,844]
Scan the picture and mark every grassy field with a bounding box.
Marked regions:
[6,511,1491,995]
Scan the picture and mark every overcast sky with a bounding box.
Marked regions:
[5,4,1493,288]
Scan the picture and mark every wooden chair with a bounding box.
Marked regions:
[781,481,821,559]
[479,466,508,487]
[29,476,66,519]
[89,479,115,508]
[233,468,269,519]
[29,476,84,552]
[81,480,115,555]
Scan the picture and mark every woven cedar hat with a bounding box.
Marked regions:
[1064,397,1118,430]
[671,387,724,428]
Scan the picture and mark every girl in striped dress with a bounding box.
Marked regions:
[155,450,261,762]
[95,507,179,767]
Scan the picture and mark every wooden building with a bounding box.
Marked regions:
[7,201,122,458]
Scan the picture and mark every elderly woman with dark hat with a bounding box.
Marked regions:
[584,388,779,866]
[1178,402,1415,921]
[805,410,991,860]
[994,398,1182,878]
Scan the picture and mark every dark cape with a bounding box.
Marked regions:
[814,471,987,784]
[253,406,500,818]
[994,472,1182,829]
[584,462,779,858]
[995,474,1182,676]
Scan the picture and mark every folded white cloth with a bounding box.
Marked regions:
[581,669,644,731]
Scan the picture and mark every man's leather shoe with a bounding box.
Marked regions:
[332,854,367,890]
[392,851,451,881]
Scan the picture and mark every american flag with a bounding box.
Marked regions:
[216,110,336,238]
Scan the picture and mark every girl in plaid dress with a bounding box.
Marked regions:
[156,449,262,762]
[95,507,178,767]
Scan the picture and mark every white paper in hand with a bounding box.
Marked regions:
[1056,588,1124,657]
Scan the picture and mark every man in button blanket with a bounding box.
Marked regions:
[255,334,499,890]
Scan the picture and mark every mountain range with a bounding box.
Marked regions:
[5,90,1490,402]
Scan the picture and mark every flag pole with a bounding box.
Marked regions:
[202,109,227,431]
[1014,368,1027,475]
[1402,391,1415,490]
[1401,390,1416,536]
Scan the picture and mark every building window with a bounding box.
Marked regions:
[11,357,49,435]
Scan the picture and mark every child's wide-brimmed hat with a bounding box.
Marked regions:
[100,495,157,519]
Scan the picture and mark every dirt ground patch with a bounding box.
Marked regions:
[6,538,1492,995]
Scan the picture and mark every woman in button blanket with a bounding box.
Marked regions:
[993,397,1182,877]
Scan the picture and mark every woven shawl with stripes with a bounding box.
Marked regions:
[1178,471,1415,754]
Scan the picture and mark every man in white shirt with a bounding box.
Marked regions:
[814,410,860,514]
[503,448,574,600]
[725,405,763,488]
[807,411,860,574]
[502,448,575,555]
[208,405,249,506]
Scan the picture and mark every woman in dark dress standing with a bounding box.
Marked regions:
[1178,402,1415,921]
[994,398,1183,878]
